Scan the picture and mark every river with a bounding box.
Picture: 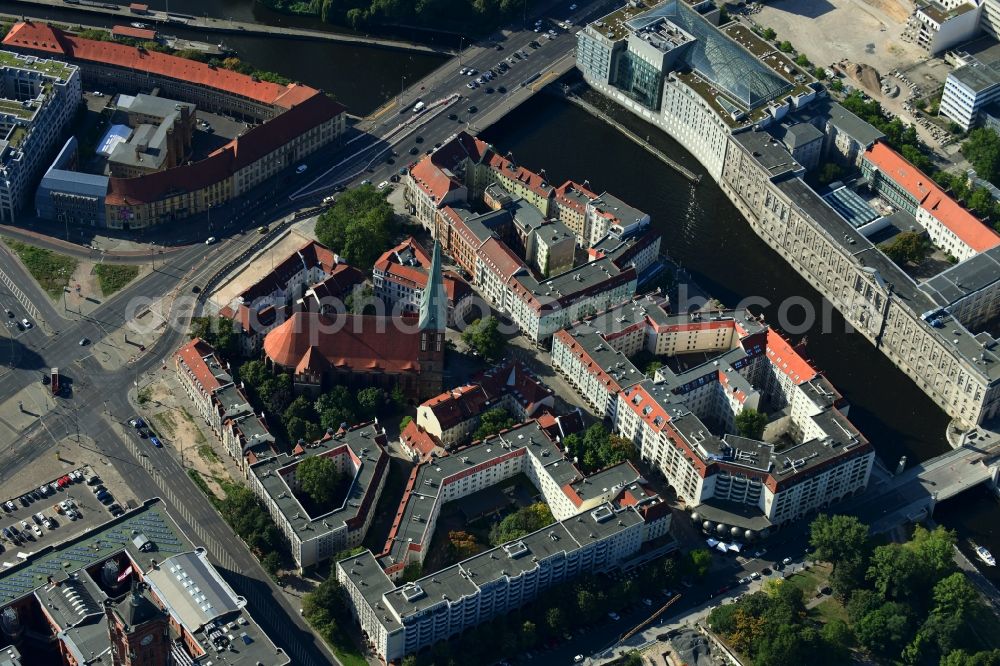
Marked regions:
[5,0,998,580]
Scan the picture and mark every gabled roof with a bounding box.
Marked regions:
[423,384,490,430]
[263,312,424,375]
[477,237,527,281]
[864,142,1000,253]
[764,329,817,386]
[3,21,320,109]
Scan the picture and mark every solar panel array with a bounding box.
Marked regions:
[0,507,187,604]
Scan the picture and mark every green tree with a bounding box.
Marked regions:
[813,67,827,80]
[295,455,342,506]
[261,551,281,574]
[763,27,776,39]
[778,40,793,52]
[189,316,239,357]
[314,184,395,267]
[734,408,768,439]
[820,619,854,660]
[829,78,843,92]
[489,502,554,545]
[356,386,385,419]
[474,407,516,441]
[461,316,505,359]
[546,607,567,634]
[854,601,914,658]
[520,620,537,649]
[941,650,1000,666]
[969,186,994,214]
[645,360,663,375]
[882,231,930,265]
[810,514,871,595]
[683,548,712,579]
[795,53,810,67]
[315,386,357,430]
[238,359,270,391]
[576,588,598,622]
[817,162,845,185]
[962,127,1000,185]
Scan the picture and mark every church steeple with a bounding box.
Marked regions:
[418,240,447,331]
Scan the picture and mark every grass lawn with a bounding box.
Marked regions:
[812,597,850,625]
[198,444,220,464]
[784,561,832,597]
[330,645,368,666]
[94,263,139,296]
[3,238,77,299]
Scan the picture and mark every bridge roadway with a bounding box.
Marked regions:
[290,0,619,199]
[840,438,1000,534]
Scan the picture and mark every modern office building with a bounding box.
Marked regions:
[552,296,874,535]
[35,137,109,227]
[0,499,288,665]
[579,2,1000,426]
[106,93,195,178]
[940,55,1000,130]
[862,141,1000,261]
[0,50,80,222]
[339,419,673,662]
[248,422,390,570]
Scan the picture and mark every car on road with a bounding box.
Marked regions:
[485,87,494,94]
[409,147,419,155]
[448,112,458,120]
[4,309,12,317]
[205,236,217,245]
[468,105,478,113]
[20,318,31,329]
[497,86,507,94]
[150,436,162,448]
[415,135,424,144]
[782,557,793,565]
[137,428,148,439]
[296,164,308,174]
[377,181,389,190]
[78,337,89,346]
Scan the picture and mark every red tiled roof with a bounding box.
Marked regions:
[3,21,321,109]
[554,180,597,213]
[263,311,423,375]
[487,152,553,199]
[477,237,526,281]
[423,384,489,430]
[174,338,224,393]
[865,142,1000,252]
[409,156,464,205]
[765,329,817,385]
[111,25,156,40]
[400,421,446,461]
[475,360,553,415]
[308,264,366,301]
[107,93,343,205]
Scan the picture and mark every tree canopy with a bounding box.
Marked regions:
[314,184,395,268]
[474,407,516,441]
[462,316,505,359]
[882,231,931,266]
[489,503,554,546]
[295,455,342,506]
[962,128,1000,186]
[562,423,636,473]
[190,316,239,358]
[735,408,768,439]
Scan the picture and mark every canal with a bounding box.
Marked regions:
[5,0,998,577]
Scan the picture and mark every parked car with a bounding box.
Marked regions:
[86,475,101,486]
[31,524,42,537]
[32,513,43,525]
[20,318,31,329]
[92,485,106,495]
[782,557,793,565]
[150,436,162,448]
[205,237,217,245]
[42,517,54,529]
[3,501,14,512]
[296,164,308,174]
[129,418,145,429]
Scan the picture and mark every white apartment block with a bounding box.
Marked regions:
[338,422,672,663]
[0,52,81,221]
[247,423,390,570]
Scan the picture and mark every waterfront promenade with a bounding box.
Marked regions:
[3,0,455,54]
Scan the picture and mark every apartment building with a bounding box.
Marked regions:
[579,1,1000,426]
[0,50,80,222]
[248,422,390,570]
[414,360,555,449]
[904,0,981,54]
[373,236,473,326]
[340,420,672,662]
[173,338,277,474]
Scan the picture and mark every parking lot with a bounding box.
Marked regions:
[0,444,136,564]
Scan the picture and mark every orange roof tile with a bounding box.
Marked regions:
[4,21,320,109]
[111,25,156,40]
[174,338,224,393]
[765,329,817,385]
[865,142,1000,252]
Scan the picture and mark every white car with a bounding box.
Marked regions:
[751,571,761,580]
[377,181,389,190]
[782,556,793,565]
[92,91,104,97]
[548,29,557,35]
[296,164,308,174]
[570,3,577,9]
[20,318,31,329]
[574,657,584,664]
[42,518,54,529]
[205,236,217,245]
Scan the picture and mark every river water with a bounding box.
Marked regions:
[6,0,998,578]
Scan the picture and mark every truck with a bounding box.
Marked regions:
[50,368,60,396]
[412,101,426,114]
